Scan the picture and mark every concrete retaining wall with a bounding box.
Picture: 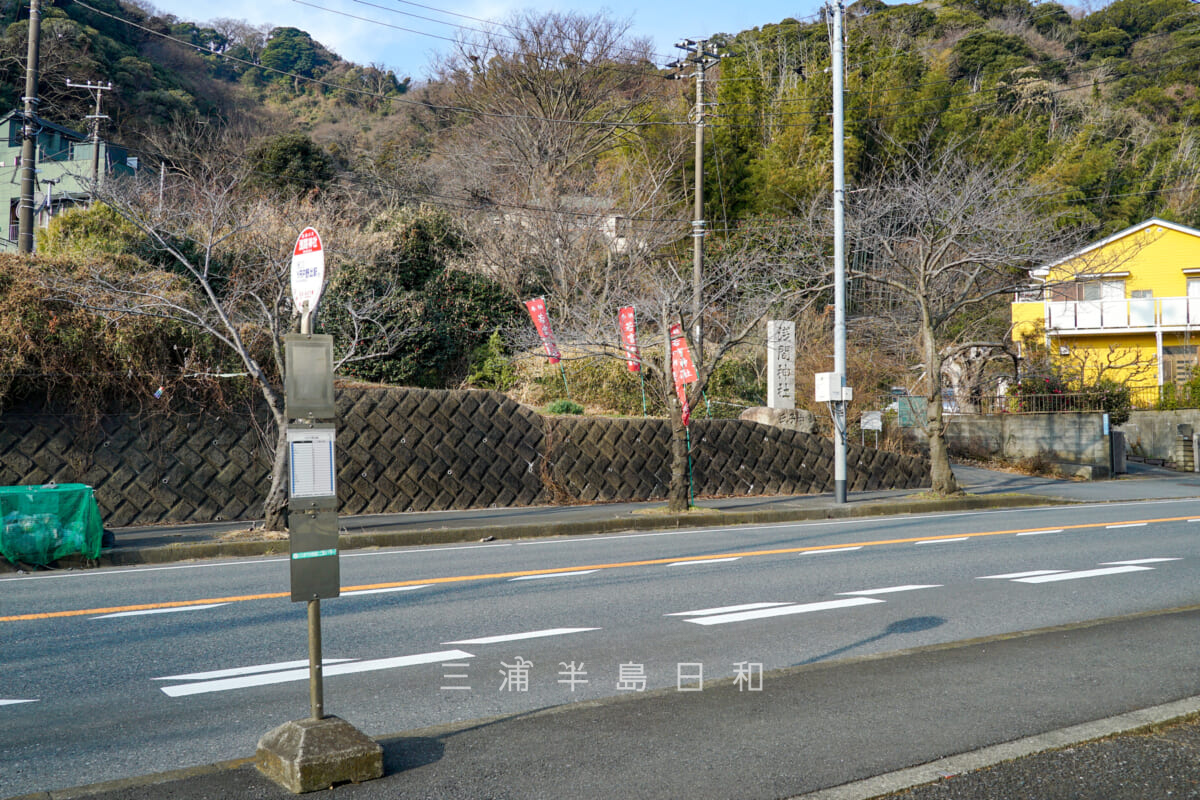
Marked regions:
[0,386,930,526]
[906,412,1112,477]
[1119,410,1200,461]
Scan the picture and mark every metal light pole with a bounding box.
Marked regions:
[831,1,848,504]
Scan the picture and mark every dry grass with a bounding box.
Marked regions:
[217,528,288,542]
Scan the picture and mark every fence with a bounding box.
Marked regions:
[975,393,1106,415]
[889,390,1181,416]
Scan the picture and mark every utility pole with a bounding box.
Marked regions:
[65,79,113,192]
[830,1,849,504]
[669,39,722,371]
[17,0,41,254]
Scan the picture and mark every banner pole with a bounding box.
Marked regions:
[639,372,648,417]
[559,363,570,399]
[686,425,694,508]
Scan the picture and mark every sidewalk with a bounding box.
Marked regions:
[2,456,1185,571]
[74,459,1200,569]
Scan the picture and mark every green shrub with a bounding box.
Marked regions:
[1083,378,1131,426]
[466,331,516,391]
[544,399,584,415]
[517,354,664,416]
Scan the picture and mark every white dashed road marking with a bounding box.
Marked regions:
[1013,565,1155,583]
[665,602,791,617]
[801,547,864,555]
[158,651,472,697]
[342,585,431,596]
[154,659,355,683]
[838,585,942,596]
[93,603,230,619]
[683,597,883,626]
[444,628,600,645]
[978,570,1066,580]
[508,570,599,582]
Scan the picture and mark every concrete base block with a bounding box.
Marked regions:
[1052,462,1110,481]
[739,406,816,434]
[256,716,383,794]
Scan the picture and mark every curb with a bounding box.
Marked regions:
[4,757,256,800]
[89,493,1061,567]
[789,695,1200,800]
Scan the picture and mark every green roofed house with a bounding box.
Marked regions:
[0,110,137,252]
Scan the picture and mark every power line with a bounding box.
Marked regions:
[70,0,689,130]
[343,0,685,68]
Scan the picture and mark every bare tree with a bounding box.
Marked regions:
[432,9,686,314]
[535,216,829,511]
[846,151,1084,494]
[46,128,409,530]
[435,10,663,203]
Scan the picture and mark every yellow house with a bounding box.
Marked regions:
[1012,218,1200,397]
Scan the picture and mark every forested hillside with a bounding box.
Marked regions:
[711,0,1200,233]
[2,0,1195,232]
[1,0,1198,434]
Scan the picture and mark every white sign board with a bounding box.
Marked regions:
[288,426,336,499]
[290,227,325,314]
[862,411,883,431]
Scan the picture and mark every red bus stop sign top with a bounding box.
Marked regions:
[291,227,325,314]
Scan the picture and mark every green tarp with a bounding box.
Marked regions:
[0,484,103,566]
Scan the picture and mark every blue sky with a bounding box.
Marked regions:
[146,0,828,82]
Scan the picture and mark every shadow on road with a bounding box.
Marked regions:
[798,616,946,665]
[381,735,445,773]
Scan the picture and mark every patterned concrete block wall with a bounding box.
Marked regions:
[335,387,547,513]
[0,409,272,527]
[0,386,929,526]
[545,416,929,502]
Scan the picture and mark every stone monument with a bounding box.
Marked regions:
[740,320,814,433]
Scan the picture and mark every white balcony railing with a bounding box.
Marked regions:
[1044,297,1200,331]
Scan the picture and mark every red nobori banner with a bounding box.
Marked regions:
[618,306,640,372]
[669,323,697,425]
[524,297,561,364]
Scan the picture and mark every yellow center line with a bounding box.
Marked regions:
[3,513,1194,623]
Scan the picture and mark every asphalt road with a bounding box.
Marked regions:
[4,496,1200,796]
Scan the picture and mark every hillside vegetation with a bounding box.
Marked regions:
[0,0,1198,424]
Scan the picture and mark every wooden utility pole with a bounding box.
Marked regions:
[66,79,113,192]
[17,0,41,254]
[669,39,722,371]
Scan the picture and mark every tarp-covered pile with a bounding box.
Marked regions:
[0,484,103,566]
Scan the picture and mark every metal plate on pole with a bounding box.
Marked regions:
[285,334,336,420]
[290,509,340,602]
